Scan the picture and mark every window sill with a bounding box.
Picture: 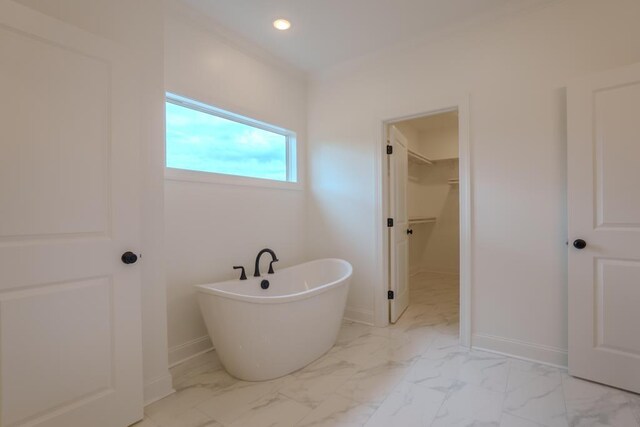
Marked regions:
[164,167,303,191]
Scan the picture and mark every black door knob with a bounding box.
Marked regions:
[573,239,587,250]
[121,251,138,264]
[407,229,413,235]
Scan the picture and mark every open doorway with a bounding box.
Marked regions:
[380,103,471,346]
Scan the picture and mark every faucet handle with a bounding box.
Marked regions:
[233,266,247,280]
[268,259,279,274]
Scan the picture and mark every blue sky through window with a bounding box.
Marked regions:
[166,101,288,181]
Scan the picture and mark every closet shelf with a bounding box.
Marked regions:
[408,217,437,225]
[448,178,459,185]
[407,149,433,166]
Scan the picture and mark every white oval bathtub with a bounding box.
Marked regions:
[195,258,352,381]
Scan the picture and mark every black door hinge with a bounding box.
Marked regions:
[387,218,394,227]
[388,290,395,300]
[386,145,393,155]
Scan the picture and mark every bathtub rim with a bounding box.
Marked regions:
[194,258,352,304]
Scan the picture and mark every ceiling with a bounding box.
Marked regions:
[181,0,557,72]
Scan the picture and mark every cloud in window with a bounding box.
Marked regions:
[166,102,288,181]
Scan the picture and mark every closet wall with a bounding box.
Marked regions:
[411,159,459,274]
[397,116,459,276]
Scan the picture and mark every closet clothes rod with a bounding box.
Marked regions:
[407,149,433,166]
[408,217,437,225]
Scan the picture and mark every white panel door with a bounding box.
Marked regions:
[567,62,640,394]
[0,2,143,426]
[389,126,410,323]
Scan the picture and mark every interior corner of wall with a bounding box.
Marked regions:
[168,335,214,368]
[472,333,568,368]
[143,373,175,406]
[343,306,375,325]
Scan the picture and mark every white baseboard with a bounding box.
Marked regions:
[169,348,219,381]
[143,373,175,406]
[168,335,213,367]
[343,306,374,325]
[472,333,568,368]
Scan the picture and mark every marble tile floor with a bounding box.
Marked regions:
[138,272,640,427]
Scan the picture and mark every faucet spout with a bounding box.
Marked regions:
[254,248,279,277]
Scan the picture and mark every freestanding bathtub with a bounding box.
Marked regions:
[195,258,352,381]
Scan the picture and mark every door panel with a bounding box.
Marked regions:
[568,62,640,394]
[0,22,110,239]
[1,278,113,426]
[389,126,409,323]
[596,260,640,355]
[594,82,640,227]
[0,2,143,426]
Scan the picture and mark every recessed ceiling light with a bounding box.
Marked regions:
[273,19,291,31]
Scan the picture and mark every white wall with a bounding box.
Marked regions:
[13,0,173,405]
[164,2,308,365]
[307,0,640,365]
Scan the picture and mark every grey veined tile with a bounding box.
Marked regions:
[328,333,390,367]
[144,386,218,426]
[227,392,312,427]
[431,382,504,427]
[172,364,238,395]
[500,412,547,427]
[366,331,432,365]
[405,355,467,395]
[336,321,374,345]
[456,351,510,393]
[132,418,159,427]
[335,358,412,405]
[562,374,640,427]
[628,391,640,425]
[195,378,283,425]
[411,344,510,394]
[364,380,446,427]
[279,355,358,408]
[421,333,467,361]
[296,394,378,427]
[167,409,223,427]
[503,360,567,427]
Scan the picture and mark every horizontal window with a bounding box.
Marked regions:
[165,94,297,185]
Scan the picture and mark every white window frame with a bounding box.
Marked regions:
[164,93,300,190]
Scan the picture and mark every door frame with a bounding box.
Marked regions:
[374,95,472,347]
